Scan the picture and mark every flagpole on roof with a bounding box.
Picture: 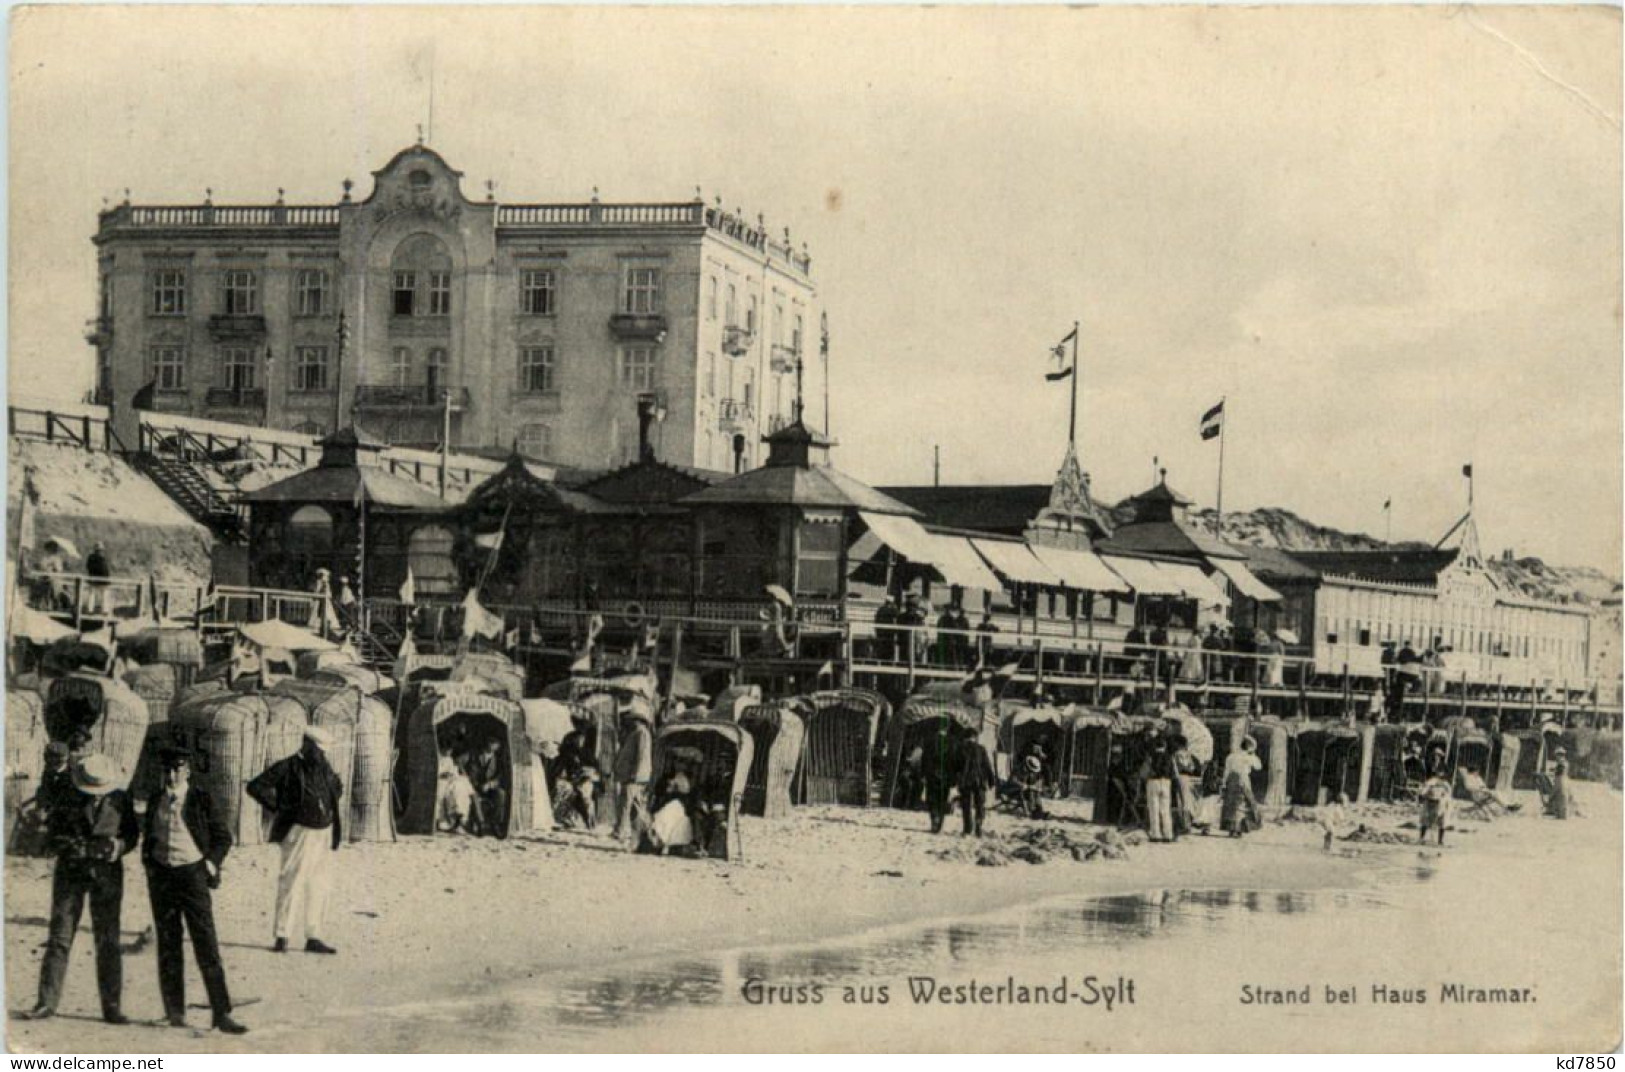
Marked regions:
[1069,319,1080,447]
[1213,395,1227,540]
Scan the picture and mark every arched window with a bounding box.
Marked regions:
[407,524,459,597]
[390,233,453,319]
[287,505,334,556]
[517,422,551,460]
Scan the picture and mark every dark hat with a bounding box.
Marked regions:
[158,744,194,766]
[44,741,70,761]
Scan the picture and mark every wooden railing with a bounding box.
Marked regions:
[8,403,125,452]
[16,571,330,637]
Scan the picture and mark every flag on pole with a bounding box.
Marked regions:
[1199,401,1225,440]
[1045,327,1078,382]
[1383,498,1392,510]
[459,588,504,640]
[473,531,505,551]
[505,626,521,652]
[398,567,416,606]
[1462,463,1473,479]
[816,660,835,683]
[393,630,419,682]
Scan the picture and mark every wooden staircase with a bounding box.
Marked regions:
[129,453,245,540]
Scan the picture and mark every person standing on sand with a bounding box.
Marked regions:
[1144,737,1176,843]
[140,746,248,1034]
[1418,771,1450,844]
[247,726,343,955]
[1220,738,1262,838]
[922,721,957,834]
[956,731,996,837]
[23,754,138,1024]
[611,707,652,846]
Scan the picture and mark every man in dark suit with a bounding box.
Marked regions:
[23,753,138,1024]
[141,746,248,1034]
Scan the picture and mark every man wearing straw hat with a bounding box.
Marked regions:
[141,746,248,1034]
[248,726,344,955]
[23,753,139,1024]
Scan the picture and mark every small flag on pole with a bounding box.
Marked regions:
[398,567,416,606]
[1462,463,1473,479]
[1383,498,1392,510]
[473,531,505,551]
[1199,401,1225,441]
[816,660,835,683]
[1045,327,1078,382]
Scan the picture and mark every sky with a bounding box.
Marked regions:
[9,5,1621,574]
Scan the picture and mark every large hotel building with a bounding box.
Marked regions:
[89,144,821,472]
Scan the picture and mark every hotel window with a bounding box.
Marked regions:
[517,422,552,460]
[706,352,716,397]
[622,267,661,315]
[746,295,758,334]
[725,284,737,327]
[793,313,804,354]
[99,273,114,320]
[520,269,556,316]
[428,271,452,316]
[222,270,258,315]
[219,346,257,390]
[150,270,187,316]
[294,346,330,392]
[519,346,555,393]
[392,272,416,316]
[707,276,718,320]
[743,367,755,410]
[294,269,329,317]
[426,347,448,393]
[150,346,186,391]
[390,346,411,386]
[618,346,657,390]
[774,303,784,346]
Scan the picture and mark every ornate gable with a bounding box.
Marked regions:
[364,145,470,225]
[1026,444,1114,549]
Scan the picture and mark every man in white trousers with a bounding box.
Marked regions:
[247,726,344,955]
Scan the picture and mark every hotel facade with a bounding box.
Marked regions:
[90,144,821,472]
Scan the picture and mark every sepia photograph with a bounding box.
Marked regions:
[3,3,1621,1055]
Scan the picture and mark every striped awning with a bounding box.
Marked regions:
[1155,561,1232,606]
[1029,544,1132,594]
[1098,555,1184,596]
[971,539,1063,587]
[858,512,1003,592]
[1210,559,1282,602]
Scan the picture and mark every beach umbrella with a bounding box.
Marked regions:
[42,537,80,560]
[1162,707,1214,764]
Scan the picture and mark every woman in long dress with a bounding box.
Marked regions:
[1220,737,1262,837]
[1546,747,1570,819]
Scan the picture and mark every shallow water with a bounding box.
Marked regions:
[299,811,1620,1052]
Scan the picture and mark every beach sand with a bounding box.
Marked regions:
[6,789,1619,1053]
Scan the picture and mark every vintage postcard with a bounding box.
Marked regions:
[4,3,1621,1055]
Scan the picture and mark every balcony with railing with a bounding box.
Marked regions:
[722,325,753,356]
[608,312,668,340]
[207,314,268,340]
[717,399,753,433]
[98,203,343,234]
[354,384,472,412]
[770,343,799,374]
[204,387,266,411]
